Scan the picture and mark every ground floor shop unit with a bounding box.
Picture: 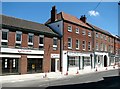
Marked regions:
[62,51,113,74]
[0,47,45,75]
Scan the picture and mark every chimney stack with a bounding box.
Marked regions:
[51,6,57,22]
[80,15,87,23]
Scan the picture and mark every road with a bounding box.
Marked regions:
[2,69,120,89]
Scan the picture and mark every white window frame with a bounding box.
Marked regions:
[76,39,79,50]
[82,30,86,35]
[53,37,58,48]
[75,27,79,34]
[1,29,9,43]
[96,32,98,38]
[88,31,91,37]
[88,42,91,51]
[82,40,86,50]
[28,33,34,45]
[16,31,22,44]
[68,37,72,49]
[39,35,44,46]
[96,42,99,50]
[68,25,72,32]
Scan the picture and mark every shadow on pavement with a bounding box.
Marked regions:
[46,76,120,89]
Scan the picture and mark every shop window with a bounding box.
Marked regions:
[5,59,8,68]
[39,35,44,50]
[68,37,72,49]
[68,57,79,67]
[68,25,72,32]
[15,31,22,48]
[1,29,8,47]
[84,57,91,67]
[53,37,58,50]
[13,59,16,68]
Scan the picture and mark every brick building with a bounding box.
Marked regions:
[46,6,120,74]
[0,15,60,75]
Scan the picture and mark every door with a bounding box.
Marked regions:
[104,55,107,67]
[51,59,55,72]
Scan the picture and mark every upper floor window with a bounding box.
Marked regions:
[15,31,22,48]
[88,32,91,37]
[105,44,107,51]
[53,37,58,50]
[82,30,86,35]
[68,37,72,49]
[68,25,72,32]
[96,42,99,50]
[104,36,107,40]
[100,34,103,39]
[82,41,86,50]
[96,32,98,38]
[88,42,91,51]
[28,33,34,48]
[39,35,44,50]
[76,27,79,34]
[1,29,9,47]
[76,39,79,50]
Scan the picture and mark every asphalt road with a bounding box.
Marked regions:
[2,69,120,89]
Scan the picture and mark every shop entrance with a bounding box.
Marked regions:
[2,58,18,74]
[27,58,43,73]
[104,55,107,67]
[51,59,55,72]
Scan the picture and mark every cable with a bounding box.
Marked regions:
[84,0,102,18]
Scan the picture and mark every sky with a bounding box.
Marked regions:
[2,2,119,35]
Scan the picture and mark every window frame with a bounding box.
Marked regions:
[75,27,79,34]
[82,40,86,50]
[88,31,91,37]
[28,33,34,45]
[68,37,72,49]
[76,39,79,50]
[53,37,58,48]
[68,25,72,32]
[88,42,91,51]
[82,30,86,35]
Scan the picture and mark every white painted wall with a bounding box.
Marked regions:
[48,20,63,36]
[62,51,68,74]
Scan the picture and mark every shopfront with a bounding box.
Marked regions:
[51,54,60,72]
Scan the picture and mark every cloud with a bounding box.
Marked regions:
[88,10,99,16]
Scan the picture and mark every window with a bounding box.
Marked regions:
[28,33,34,48]
[88,42,91,51]
[68,25,72,32]
[82,30,86,35]
[100,43,103,51]
[105,36,107,40]
[39,35,44,50]
[105,44,107,51]
[5,59,7,68]
[96,42,99,50]
[82,41,86,50]
[53,37,58,50]
[100,34,103,39]
[76,27,79,34]
[15,31,22,48]
[88,32,91,37]
[1,29,8,47]
[68,37,72,49]
[96,32,98,38]
[76,39,79,50]
[68,57,79,67]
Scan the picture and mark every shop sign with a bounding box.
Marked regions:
[51,54,60,58]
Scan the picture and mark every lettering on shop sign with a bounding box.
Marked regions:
[18,50,31,53]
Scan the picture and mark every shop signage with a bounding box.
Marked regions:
[51,54,60,58]
[1,48,44,54]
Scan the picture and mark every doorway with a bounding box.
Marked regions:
[104,55,107,67]
[51,59,55,72]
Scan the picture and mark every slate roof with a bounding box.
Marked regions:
[1,14,58,36]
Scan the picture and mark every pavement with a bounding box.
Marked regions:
[0,65,119,84]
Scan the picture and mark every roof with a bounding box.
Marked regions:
[1,14,58,36]
[87,23,112,36]
[45,12,91,29]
